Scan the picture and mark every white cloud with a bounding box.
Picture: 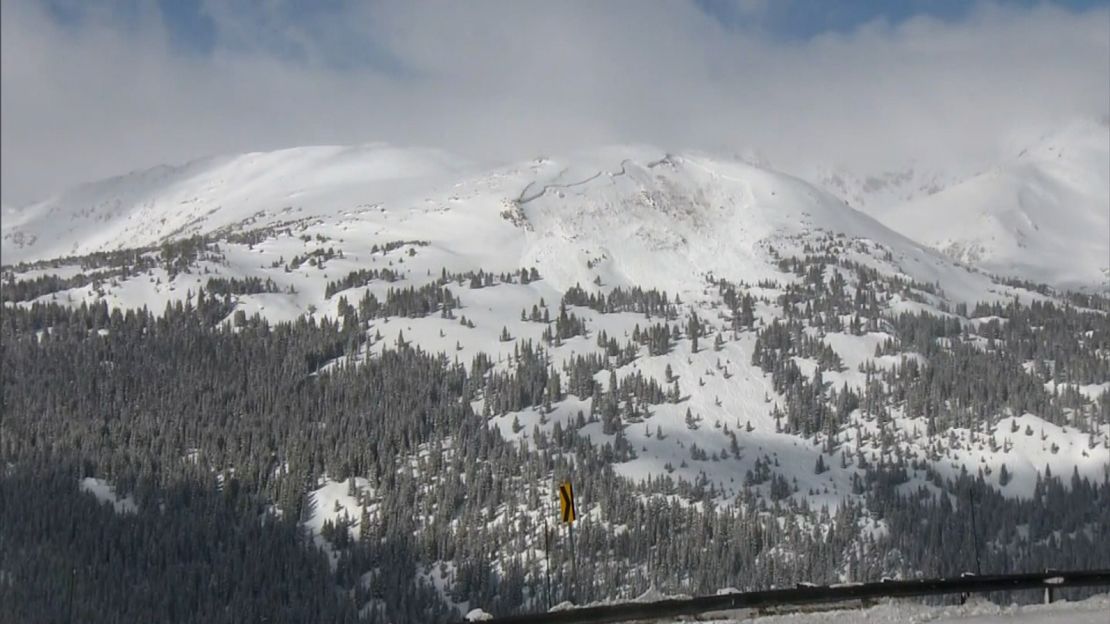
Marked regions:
[1,0,1107,205]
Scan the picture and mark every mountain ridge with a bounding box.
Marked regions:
[878,119,1110,291]
[4,137,1108,621]
[5,124,1106,293]
[1,143,1014,303]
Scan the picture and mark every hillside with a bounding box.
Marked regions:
[3,144,1108,622]
[812,163,962,217]
[0,144,475,265]
[874,119,1110,291]
[2,144,1011,302]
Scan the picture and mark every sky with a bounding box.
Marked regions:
[2,0,1108,205]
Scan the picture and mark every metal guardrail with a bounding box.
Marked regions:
[465,569,1110,624]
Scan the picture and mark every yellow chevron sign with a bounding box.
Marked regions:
[558,481,576,523]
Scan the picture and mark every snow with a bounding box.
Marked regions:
[2,144,474,265]
[529,591,1110,623]
[6,141,1105,515]
[936,413,1107,499]
[820,331,922,391]
[3,144,1015,305]
[78,477,138,514]
[464,608,493,621]
[419,562,472,617]
[1044,380,1110,403]
[690,593,1110,623]
[304,476,373,537]
[877,119,1110,292]
[810,159,973,219]
[302,476,376,567]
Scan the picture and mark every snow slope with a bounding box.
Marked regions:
[4,143,1104,511]
[3,144,1009,304]
[512,149,1000,304]
[813,163,966,216]
[1,144,475,264]
[877,119,1110,291]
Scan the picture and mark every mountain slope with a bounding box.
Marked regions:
[812,163,964,215]
[877,119,1110,291]
[2,144,1006,305]
[0,144,475,264]
[4,144,1098,503]
[4,143,1108,619]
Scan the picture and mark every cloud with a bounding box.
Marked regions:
[2,0,1107,205]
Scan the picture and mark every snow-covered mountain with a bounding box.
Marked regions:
[2,143,1008,302]
[0,144,477,265]
[817,119,1109,292]
[812,163,965,216]
[5,141,1108,619]
[9,122,1106,293]
[4,142,1104,505]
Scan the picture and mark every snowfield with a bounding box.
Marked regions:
[1,142,1055,302]
[1,144,476,265]
[875,119,1110,292]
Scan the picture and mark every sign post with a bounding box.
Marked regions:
[558,480,577,603]
[543,514,552,610]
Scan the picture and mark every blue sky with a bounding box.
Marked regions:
[698,0,1110,39]
[3,1,1108,203]
[39,0,1110,63]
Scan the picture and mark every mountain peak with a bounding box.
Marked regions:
[881,120,1109,292]
[4,127,1105,293]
